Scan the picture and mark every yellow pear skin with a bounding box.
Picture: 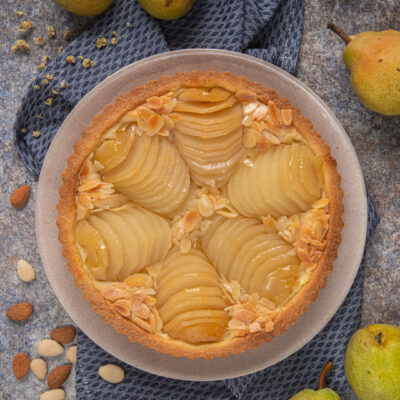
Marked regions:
[345,324,400,400]
[137,0,196,20]
[343,30,400,115]
[54,0,113,16]
[289,388,341,399]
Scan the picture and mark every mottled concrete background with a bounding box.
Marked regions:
[0,0,399,399]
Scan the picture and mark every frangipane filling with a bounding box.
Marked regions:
[74,86,329,344]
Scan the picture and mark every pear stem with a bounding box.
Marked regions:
[318,361,334,390]
[327,22,352,44]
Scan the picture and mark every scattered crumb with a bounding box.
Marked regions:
[78,55,83,60]
[34,37,46,46]
[51,88,58,95]
[63,29,73,41]
[32,130,42,138]
[21,128,27,133]
[111,37,117,46]
[12,40,30,53]
[96,37,107,49]
[45,74,53,80]
[90,60,95,67]
[112,31,118,37]
[42,55,50,63]
[47,25,56,39]
[16,11,24,18]
[44,97,53,106]
[42,78,49,85]
[60,81,67,89]
[37,113,43,119]
[57,46,64,55]
[126,22,131,28]
[66,55,76,64]
[18,20,34,33]
[38,64,45,70]
[33,85,40,90]
[82,58,91,69]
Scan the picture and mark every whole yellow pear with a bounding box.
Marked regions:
[344,324,400,400]
[54,0,113,16]
[137,0,196,20]
[329,24,400,115]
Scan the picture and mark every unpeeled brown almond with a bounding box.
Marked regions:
[10,184,30,208]
[13,352,30,380]
[50,326,76,344]
[6,301,34,321]
[47,364,71,389]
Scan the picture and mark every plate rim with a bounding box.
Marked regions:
[36,49,367,381]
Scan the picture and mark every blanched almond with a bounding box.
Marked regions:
[17,259,36,282]
[66,345,77,365]
[37,339,64,357]
[40,389,65,400]
[98,364,124,384]
[30,358,47,380]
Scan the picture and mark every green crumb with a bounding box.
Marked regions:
[44,97,53,106]
[32,130,42,138]
[126,22,131,28]
[45,74,53,80]
[37,113,44,119]
[33,84,40,90]
[66,55,76,64]
[82,58,91,69]
[96,37,107,49]
[16,11,24,18]
[42,79,49,85]
[60,81,67,89]
[63,29,73,41]
[51,88,58,95]
[47,25,56,38]
[21,127,27,133]
[111,37,117,46]
[57,46,64,55]
[18,20,34,33]
[34,37,46,46]
[12,39,30,53]
[112,31,118,37]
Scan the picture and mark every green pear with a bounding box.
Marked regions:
[328,23,400,115]
[345,324,400,400]
[290,388,341,399]
[54,0,113,16]
[289,362,341,400]
[137,0,196,20]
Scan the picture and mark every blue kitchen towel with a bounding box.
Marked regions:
[76,195,379,400]
[13,0,304,178]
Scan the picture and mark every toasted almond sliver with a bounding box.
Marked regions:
[146,96,163,110]
[281,108,293,126]
[133,316,154,333]
[183,209,200,232]
[124,274,150,288]
[236,90,257,101]
[249,322,262,333]
[180,239,192,254]
[232,308,255,323]
[253,104,269,121]
[243,102,258,115]
[267,101,282,126]
[113,299,131,317]
[243,130,257,149]
[197,194,214,217]
[132,303,150,320]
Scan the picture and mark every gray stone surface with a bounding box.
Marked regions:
[0,0,398,399]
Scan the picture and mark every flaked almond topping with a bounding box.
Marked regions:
[261,215,277,233]
[200,219,212,232]
[147,113,164,136]
[131,303,150,320]
[232,308,255,323]
[124,273,152,288]
[113,299,131,317]
[263,131,280,145]
[253,104,269,121]
[130,290,145,304]
[249,322,262,333]
[146,96,163,111]
[265,320,274,333]
[281,108,293,126]
[101,286,126,301]
[243,102,258,115]
[183,209,200,232]
[180,238,192,254]
[267,100,282,126]
[243,130,257,149]
[236,90,257,101]
[133,316,154,333]
[197,194,214,217]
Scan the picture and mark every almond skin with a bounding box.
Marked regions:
[13,353,30,380]
[47,364,71,389]
[50,326,76,344]
[10,185,30,208]
[6,301,34,321]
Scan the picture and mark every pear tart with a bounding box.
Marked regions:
[57,71,343,359]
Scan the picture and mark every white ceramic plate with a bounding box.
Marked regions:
[36,49,367,381]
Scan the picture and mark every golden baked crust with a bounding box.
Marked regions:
[57,71,343,359]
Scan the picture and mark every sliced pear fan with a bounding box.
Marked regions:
[157,249,228,343]
[228,143,324,217]
[201,216,304,308]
